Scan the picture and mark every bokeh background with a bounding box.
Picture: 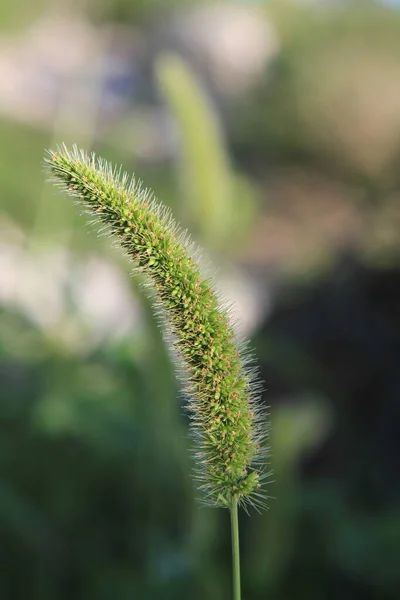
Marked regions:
[1,1,399,598]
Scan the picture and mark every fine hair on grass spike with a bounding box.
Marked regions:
[45,145,270,517]
[45,144,271,600]
[45,145,269,513]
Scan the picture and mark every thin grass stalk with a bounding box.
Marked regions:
[230,499,241,600]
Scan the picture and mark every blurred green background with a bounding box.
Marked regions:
[0,1,399,598]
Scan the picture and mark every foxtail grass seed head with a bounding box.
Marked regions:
[45,145,269,510]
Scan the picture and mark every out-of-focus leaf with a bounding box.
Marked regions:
[155,53,257,251]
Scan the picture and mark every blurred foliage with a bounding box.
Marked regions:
[0,305,336,599]
[252,256,400,599]
[231,1,400,267]
[1,0,400,598]
[236,2,400,186]
[0,0,50,31]
[155,52,256,253]
[87,0,200,24]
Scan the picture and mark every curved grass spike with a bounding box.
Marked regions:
[45,146,269,514]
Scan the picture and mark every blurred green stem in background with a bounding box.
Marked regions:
[156,53,231,248]
[156,52,257,254]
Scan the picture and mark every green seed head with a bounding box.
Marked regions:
[45,145,269,510]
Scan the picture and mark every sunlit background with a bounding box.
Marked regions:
[1,1,399,598]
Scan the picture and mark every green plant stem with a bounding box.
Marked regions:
[230,499,241,600]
